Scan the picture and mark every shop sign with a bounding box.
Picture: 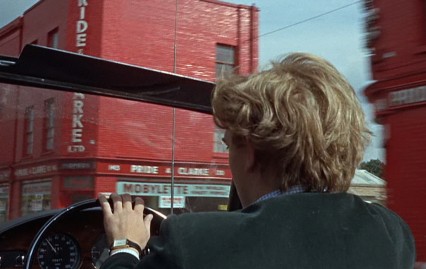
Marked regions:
[176,167,209,176]
[373,85,426,113]
[99,162,230,178]
[61,162,93,170]
[159,196,185,208]
[76,0,88,53]
[130,166,210,176]
[389,86,426,107]
[63,176,94,189]
[130,165,159,174]
[68,93,86,153]
[15,164,58,178]
[117,182,230,198]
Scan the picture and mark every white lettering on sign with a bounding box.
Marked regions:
[69,93,85,152]
[108,165,121,171]
[76,0,88,53]
[15,165,58,178]
[389,86,426,107]
[117,182,230,198]
[159,196,185,208]
[215,169,225,176]
[61,162,92,169]
[177,167,209,176]
[130,165,159,174]
[67,145,85,152]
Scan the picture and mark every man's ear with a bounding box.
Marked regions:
[244,140,257,172]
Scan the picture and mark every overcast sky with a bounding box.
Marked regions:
[0,0,383,161]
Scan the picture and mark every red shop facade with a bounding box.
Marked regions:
[364,0,426,263]
[0,0,258,220]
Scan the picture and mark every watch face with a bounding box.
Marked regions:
[112,239,127,247]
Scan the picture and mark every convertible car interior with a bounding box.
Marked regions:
[0,45,241,269]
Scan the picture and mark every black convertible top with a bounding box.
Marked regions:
[0,45,214,114]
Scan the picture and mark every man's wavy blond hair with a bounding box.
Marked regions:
[212,53,371,192]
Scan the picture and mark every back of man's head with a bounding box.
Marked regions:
[212,52,371,192]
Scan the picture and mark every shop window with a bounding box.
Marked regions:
[213,127,228,153]
[21,181,51,216]
[48,28,59,48]
[43,98,55,151]
[216,44,235,79]
[0,184,9,222]
[23,106,35,156]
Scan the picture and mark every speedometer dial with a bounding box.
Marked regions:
[37,233,81,269]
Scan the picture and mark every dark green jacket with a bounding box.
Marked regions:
[101,193,415,269]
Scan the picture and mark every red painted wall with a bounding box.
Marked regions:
[364,0,426,262]
[22,0,69,48]
[12,87,66,162]
[367,0,426,82]
[98,0,258,79]
[0,19,22,57]
[0,84,18,166]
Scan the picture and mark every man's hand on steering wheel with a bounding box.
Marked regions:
[99,193,154,253]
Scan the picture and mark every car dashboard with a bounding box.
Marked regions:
[0,209,107,269]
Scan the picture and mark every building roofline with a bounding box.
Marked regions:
[200,0,259,11]
[22,0,44,16]
[0,17,23,39]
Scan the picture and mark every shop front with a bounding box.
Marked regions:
[13,162,58,218]
[21,180,52,216]
[96,160,232,215]
[116,181,230,214]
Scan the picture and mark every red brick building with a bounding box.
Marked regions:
[0,0,258,220]
[363,0,426,263]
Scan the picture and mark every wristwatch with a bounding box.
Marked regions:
[110,239,143,256]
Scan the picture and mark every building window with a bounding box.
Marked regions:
[213,127,228,153]
[214,44,234,153]
[21,181,51,216]
[48,28,59,48]
[44,98,55,151]
[216,44,235,78]
[23,106,35,156]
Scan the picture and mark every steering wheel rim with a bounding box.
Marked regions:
[24,198,166,269]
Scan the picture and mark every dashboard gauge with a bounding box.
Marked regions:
[37,233,81,269]
[91,234,110,268]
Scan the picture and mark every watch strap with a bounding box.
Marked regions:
[110,239,143,256]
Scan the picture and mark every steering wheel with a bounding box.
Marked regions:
[24,198,166,269]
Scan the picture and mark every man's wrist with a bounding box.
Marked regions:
[110,247,140,259]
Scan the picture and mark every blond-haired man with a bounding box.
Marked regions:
[100,53,415,269]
